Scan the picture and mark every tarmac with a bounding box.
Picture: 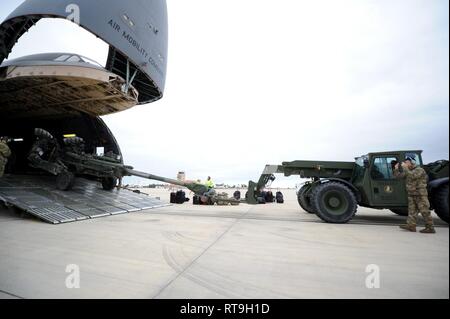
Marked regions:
[0,188,448,299]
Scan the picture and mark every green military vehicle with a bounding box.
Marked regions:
[247,151,449,224]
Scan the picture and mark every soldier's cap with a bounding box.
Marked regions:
[405,156,416,163]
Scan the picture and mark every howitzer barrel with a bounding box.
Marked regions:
[124,168,209,195]
[125,169,185,187]
[62,152,210,195]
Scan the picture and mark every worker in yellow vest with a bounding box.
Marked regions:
[204,176,216,197]
[205,176,215,189]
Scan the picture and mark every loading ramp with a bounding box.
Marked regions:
[0,175,169,224]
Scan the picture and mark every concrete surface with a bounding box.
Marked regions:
[0,189,448,299]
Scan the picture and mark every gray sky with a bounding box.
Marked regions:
[1,0,449,187]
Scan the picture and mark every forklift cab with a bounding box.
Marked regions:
[356,151,423,208]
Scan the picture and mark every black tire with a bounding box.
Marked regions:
[175,190,186,204]
[432,184,449,223]
[101,177,117,191]
[297,184,315,214]
[276,192,284,204]
[311,182,357,223]
[193,195,199,205]
[170,192,176,204]
[265,191,274,203]
[390,208,409,216]
[56,171,75,191]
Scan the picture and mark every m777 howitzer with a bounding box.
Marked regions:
[60,151,208,193]
[27,131,239,205]
[60,152,240,205]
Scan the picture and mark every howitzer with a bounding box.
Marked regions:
[26,132,239,205]
[58,152,240,205]
[28,132,239,204]
[61,152,209,194]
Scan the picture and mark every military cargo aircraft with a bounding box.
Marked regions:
[0,52,140,119]
[0,0,170,224]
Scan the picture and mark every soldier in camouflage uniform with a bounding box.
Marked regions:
[0,137,12,178]
[394,157,435,234]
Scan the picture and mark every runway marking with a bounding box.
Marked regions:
[161,239,291,299]
[2,207,448,228]
[139,210,449,228]
[0,289,24,299]
[152,206,254,299]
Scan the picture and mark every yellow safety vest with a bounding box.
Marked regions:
[205,180,215,189]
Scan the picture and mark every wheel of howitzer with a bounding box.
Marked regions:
[432,184,449,223]
[56,171,75,191]
[101,177,118,191]
[311,182,357,223]
[297,184,316,214]
[390,208,409,216]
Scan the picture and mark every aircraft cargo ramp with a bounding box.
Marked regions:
[0,175,170,224]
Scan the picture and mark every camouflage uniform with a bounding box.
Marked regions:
[0,140,11,177]
[394,165,434,230]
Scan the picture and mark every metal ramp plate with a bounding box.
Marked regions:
[0,175,170,224]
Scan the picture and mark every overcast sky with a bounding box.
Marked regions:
[1,0,449,187]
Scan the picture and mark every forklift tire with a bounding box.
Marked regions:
[56,171,75,191]
[432,184,449,223]
[297,185,315,214]
[390,208,409,216]
[193,195,200,205]
[311,182,357,223]
[102,177,117,191]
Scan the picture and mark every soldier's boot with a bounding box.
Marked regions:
[399,224,417,232]
[420,226,436,234]
[420,212,435,234]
